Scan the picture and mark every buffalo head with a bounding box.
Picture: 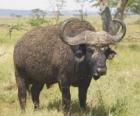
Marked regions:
[59,19,126,80]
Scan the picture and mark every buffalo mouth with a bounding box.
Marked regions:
[93,73,101,80]
[92,67,107,80]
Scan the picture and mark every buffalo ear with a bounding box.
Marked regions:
[105,47,116,60]
[107,51,116,60]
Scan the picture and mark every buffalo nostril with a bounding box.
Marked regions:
[97,68,102,72]
[97,68,106,75]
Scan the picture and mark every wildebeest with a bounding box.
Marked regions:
[13,18,126,115]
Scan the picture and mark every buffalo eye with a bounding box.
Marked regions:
[86,47,95,54]
[75,50,83,58]
[107,51,116,60]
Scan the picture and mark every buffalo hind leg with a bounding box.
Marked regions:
[78,79,91,110]
[31,82,44,109]
[15,69,27,111]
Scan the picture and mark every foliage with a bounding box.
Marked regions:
[29,9,51,27]
[128,0,140,14]
[90,0,140,14]
[28,18,49,27]
[7,23,24,39]
[108,0,140,14]
[31,8,47,19]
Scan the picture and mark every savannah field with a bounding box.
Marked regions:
[0,16,140,116]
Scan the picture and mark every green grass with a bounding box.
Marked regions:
[0,16,140,116]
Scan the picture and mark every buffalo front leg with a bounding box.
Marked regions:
[31,82,44,109]
[78,79,91,110]
[59,82,71,116]
[61,87,71,116]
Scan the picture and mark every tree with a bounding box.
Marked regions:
[127,0,140,14]
[75,0,87,20]
[48,0,65,24]
[29,9,50,27]
[98,0,128,34]
[0,23,25,39]
[31,8,47,19]
[7,24,24,39]
[108,0,140,14]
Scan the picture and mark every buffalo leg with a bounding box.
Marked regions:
[78,79,91,110]
[61,87,71,116]
[31,82,44,109]
[59,81,71,116]
[15,69,27,110]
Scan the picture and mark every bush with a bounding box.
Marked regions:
[28,18,49,27]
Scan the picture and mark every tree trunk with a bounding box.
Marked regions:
[99,0,128,34]
[100,7,112,32]
[114,0,128,20]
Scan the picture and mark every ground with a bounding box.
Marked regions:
[0,16,140,116]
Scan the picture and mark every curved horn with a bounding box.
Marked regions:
[59,19,94,45]
[90,19,127,46]
[111,19,126,42]
[59,19,126,46]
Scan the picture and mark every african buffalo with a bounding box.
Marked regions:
[13,18,126,116]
